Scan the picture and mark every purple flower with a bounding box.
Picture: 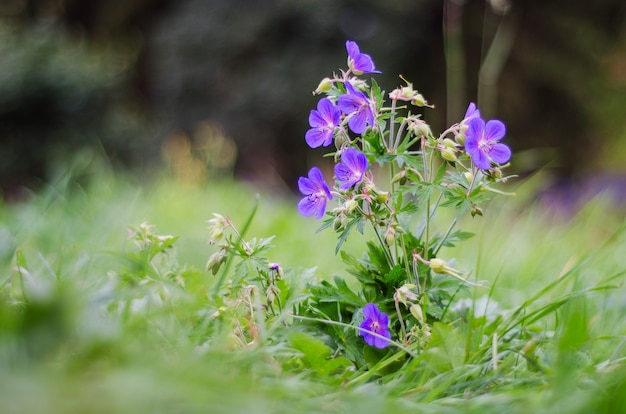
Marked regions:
[346,41,381,75]
[335,148,368,190]
[465,117,511,170]
[463,102,481,123]
[337,82,375,134]
[359,303,391,349]
[305,98,341,148]
[297,167,333,219]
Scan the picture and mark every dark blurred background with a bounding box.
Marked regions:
[0,0,625,202]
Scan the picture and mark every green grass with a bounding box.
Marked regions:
[1,164,626,413]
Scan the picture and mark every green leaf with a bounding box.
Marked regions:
[422,322,465,371]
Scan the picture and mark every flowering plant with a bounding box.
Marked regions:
[296,40,513,362]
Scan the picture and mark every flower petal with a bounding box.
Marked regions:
[489,143,511,164]
[308,166,325,185]
[467,117,485,144]
[348,111,368,134]
[472,147,491,170]
[305,127,332,148]
[346,40,360,60]
[297,196,321,218]
[353,53,377,74]
[337,94,361,114]
[297,177,316,195]
[317,98,340,125]
[372,334,391,349]
[464,102,480,121]
[362,303,379,319]
[484,120,506,142]
[308,109,325,128]
[343,148,368,172]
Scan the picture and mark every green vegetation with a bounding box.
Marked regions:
[1,163,625,413]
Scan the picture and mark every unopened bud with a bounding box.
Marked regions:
[429,258,447,274]
[440,147,457,162]
[410,303,424,324]
[471,205,483,217]
[344,199,358,214]
[391,170,407,185]
[410,93,435,108]
[269,263,284,279]
[442,138,457,149]
[333,216,343,231]
[314,77,333,94]
[266,285,280,305]
[396,284,419,306]
[408,119,432,138]
[375,191,390,203]
[384,226,396,246]
[455,132,466,146]
[207,249,227,275]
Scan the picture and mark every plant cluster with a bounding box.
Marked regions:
[205,41,517,371]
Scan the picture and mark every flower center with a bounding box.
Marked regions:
[370,320,380,333]
[478,138,492,153]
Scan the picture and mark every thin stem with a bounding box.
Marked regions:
[389,99,397,151]
[433,216,458,257]
[371,220,395,268]
[212,195,260,295]
[395,300,407,343]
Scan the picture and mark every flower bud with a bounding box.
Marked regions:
[384,226,396,246]
[375,191,390,203]
[207,249,228,275]
[442,138,457,149]
[391,170,407,186]
[333,216,343,231]
[266,285,280,305]
[429,258,447,274]
[407,119,432,138]
[440,147,457,162]
[344,198,358,214]
[471,205,483,217]
[395,284,419,306]
[313,77,333,94]
[410,93,435,108]
[455,132,466,146]
[269,263,284,279]
[410,303,424,324]
[464,172,473,183]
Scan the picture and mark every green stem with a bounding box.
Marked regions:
[212,195,260,295]
[433,216,458,257]
[371,220,395,268]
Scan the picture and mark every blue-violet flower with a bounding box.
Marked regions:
[346,40,381,75]
[335,148,368,190]
[465,117,511,170]
[337,82,375,134]
[359,303,391,348]
[297,167,333,219]
[305,97,341,148]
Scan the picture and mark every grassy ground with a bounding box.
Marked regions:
[1,163,625,413]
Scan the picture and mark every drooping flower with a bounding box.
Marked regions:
[359,303,391,349]
[297,167,333,219]
[465,117,511,170]
[337,82,375,134]
[305,98,341,148]
[346,40,381,75]
[335,148,368,190]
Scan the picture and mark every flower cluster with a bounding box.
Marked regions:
[298,41,513,350]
